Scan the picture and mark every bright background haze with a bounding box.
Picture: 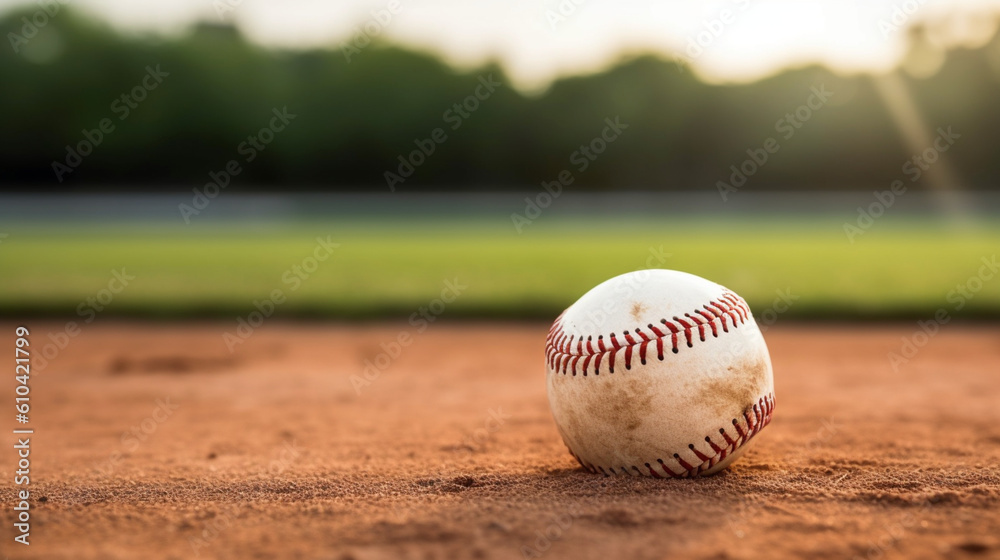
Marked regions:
[1,0,998,321]
[4,0,1000,87]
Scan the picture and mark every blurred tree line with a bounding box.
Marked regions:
[2,7,1000,192]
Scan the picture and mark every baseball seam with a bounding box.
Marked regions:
[568,393,775,478]
[545,290,751,377]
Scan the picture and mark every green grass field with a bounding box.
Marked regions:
[1,217,998,320]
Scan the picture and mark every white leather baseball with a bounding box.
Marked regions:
[545,269,774,477]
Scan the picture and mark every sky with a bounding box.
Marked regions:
[7,0,1000,89]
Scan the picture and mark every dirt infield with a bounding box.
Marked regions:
[2,321,1000,559]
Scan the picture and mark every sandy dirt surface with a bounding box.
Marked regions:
[2,321,1000,560]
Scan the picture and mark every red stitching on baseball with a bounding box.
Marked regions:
[546,291,752,377]
[565,394,775,478]
[673,316,694,347]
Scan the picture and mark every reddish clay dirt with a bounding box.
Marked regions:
[2,321,1000,560]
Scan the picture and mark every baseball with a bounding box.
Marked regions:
[545,269,775,477]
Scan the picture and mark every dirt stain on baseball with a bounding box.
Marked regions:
[698,353,770,420]
[569,371,662,464]
[630,302,647,321]
[582,371,655,433]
